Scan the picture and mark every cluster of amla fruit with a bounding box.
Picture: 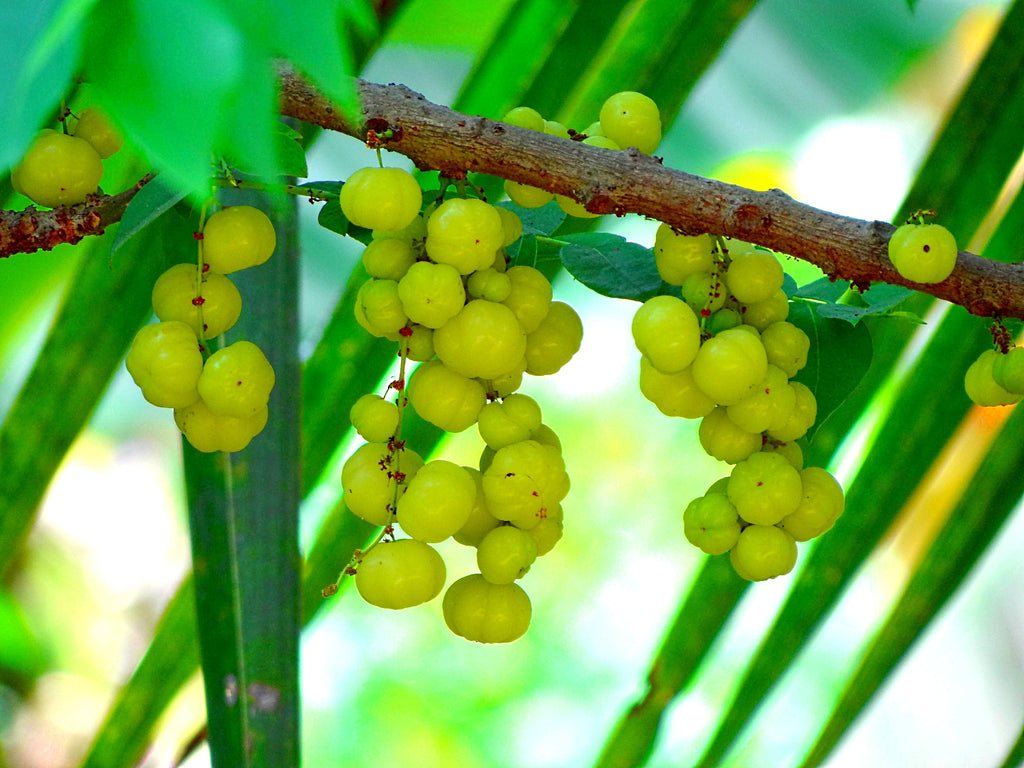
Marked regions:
[125,205,277,452]
[334,163,582,643]
[632,226,845,581]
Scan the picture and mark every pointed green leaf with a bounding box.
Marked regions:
[595,555,748,768]
[0,0,81,172]
[800,401,1024,768]
[185,190,301,768]
[559,232,662,300]
[787,301,873,438]
[316,196,350,237]
[111,176,188,254]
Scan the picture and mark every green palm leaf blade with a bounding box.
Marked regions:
[798,400,1024,768]
[79,577,200,768]
[594,555,749,768]
[0,207,189,578]
[561,0,760,128]
[301,263,398,494]
[183,191,301,768]
[691,305,986,768]
[454,0,582,118]
[996,716,1024,768]
[898,0,1024,242]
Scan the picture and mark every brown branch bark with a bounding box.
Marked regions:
[0,174,153,258]
[4,72,1024,321]
[280,74,1024,321]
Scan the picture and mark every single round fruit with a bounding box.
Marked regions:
[202,206,277,274]
[125,321,203,408]
[361,238,416,280]
[525,301,583,376]
[341,441,424,525]
[397,261,466,329]
[340,166,422,232]
[990,347,1024,395]
[442,574,532,643]
[502,106,545,132]
[408,360,486,432]
[425,197,505,274]
[197,340,275,418]
[354,278,408,338]
[727,451,803,526]
[777,467,845,541]
[477,394,543,450]
[355,539,446,609]
[698,406,762,463]
[598,91,662,154]
[638,357,715,420]
[477,525,538,584]
[72,106,124,158]
[760,321,810,378]
[174,399,269,453]
[887,222,957,284]
[683,493,741,555]
[502,265,553,333]
[349,393,400,443]
[14,131,103,207]
[725,248,784,304]
[396,460,477,543]
[631,295,701,374]
[653,224,714,285]
[691,327,768,405]
[151,263,242,339]
[505,179,554,209]
[729,525,798,581]
[433,299,527,380]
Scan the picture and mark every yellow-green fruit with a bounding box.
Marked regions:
[349,393,400,443]
[355,539,446,609]
[197,340,275,418]
[14,130,103,207]
[992,347,1024,395]
[729,525,798,581]
[598,91,662,154]
[631,295,701,374]
[201,206,277,274]
[425,197,505,274]
[72,106,124,158]
[777,467,845,541]
[502,106,545,131]
[151,263,242,339]
[341,441,424,526]
[525,301,583,376]
[505,179,554,209]
[443,574,532,643]
[174,400,269,453]
[340,166,422,232]
[408,360,486,432]
[653,224,714,285]
[125,321,203,409]
[638,357,715,420]
[964,349,1023,407]
[683,493,741,555]
[477,525,538,584]
[396,460,477,543]
[887,222,958,284]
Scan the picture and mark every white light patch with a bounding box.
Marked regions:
[794,115,913,221]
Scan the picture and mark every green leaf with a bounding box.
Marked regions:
[110,176,188,255]
[787,301,873,438]
[0,210,189,577]
[455,0,581,118]
[316,197,350,237]
[185,190,301,768]
[0,588,47,690]
[898,0,1024,239]
[0,0,82,173]
[594,555,749,768]
[559,232,662,300]
[79,578,199,768]
[499,199,567,237]
[799,401,1024,768]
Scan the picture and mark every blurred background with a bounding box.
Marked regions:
[1,1,1021,767]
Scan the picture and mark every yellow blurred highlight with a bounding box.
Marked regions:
[712,150,794,193]
[882,402,1015,577]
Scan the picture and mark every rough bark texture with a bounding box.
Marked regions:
[4,74,1024,320]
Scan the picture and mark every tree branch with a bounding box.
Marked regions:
[0,174,153,258]
[279,74,1024,320]
[5,72,1024,321]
